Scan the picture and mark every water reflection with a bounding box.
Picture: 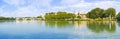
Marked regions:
[0,20,14,24]
[0,20,117,34]
[0,20,119,39]
[117,21,120,27]
[87,21,116,33]
[45,21,74,28]
[16,20,38,23]
[44,21,117,33]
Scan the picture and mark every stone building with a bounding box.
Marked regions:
[75,11,87,20]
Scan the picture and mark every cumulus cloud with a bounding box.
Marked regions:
[0,0,120,17]
[3,0,26,6]
[61,0,81,5]
[0,0,52,17]
[59,0,120,13]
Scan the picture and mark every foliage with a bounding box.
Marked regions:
[104,8,116,17]
[0,17,15,20]
[77,16,81,19]
[116,12,120,21]
[117,12,120,17]
[37,16,42,18]
[86,8,104,19]
[44,12,76,20]
[87,8,116,19]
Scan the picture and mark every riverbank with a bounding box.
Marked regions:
[0,17,15,20]
[43,17,116,21]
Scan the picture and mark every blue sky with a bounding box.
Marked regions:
[0,0,120,17]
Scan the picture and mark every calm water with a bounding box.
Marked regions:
[0,20,120,39]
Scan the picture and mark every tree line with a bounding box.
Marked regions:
[0,17,15,20]
[44,12,76,20]
[86,8,116,19]
[37,7,120,21]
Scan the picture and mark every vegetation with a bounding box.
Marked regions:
[77,16,81,19]
[87,8,116,19]
[37,16,42,18]
[44,12,75,20]
[117,12,120,17]
[0,17,15,20]
[37,16,43,20]
[116,12,120,21]
[104,8,116,17]
[86,8,104,19]
[35,7,120,21]
[0,7,119,21]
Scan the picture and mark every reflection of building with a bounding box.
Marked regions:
[74,21,87,32]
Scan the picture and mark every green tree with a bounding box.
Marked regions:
[44,12,56,20]
[44,13,50,19]
[87,8,116,19]
[44,11,76,20]
[0,16,15,20]
[57,11,67,19]
[37,16,42,18]
[67,13,76,19]
[117,12,120,17]
[116,12,120,21]
[86,8,104,19]
[104,8,116,17]
[77,16,81,19]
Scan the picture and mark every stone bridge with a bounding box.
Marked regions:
[15,17,38,21]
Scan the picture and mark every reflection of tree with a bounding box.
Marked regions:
[117,21,120,27]
[45,21,74,28]
[0,20,14,23]
[87,21,116,33]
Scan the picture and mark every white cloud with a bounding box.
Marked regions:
[1,0,53,17]
[30,0,52,7]
[59,0,120,13]
[61,0,80,5]
[1,0,120,17]
[0,6,41,17]
[3,0,52,7]
[3,0,26,6]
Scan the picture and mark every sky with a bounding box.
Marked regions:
[0,0,120,17]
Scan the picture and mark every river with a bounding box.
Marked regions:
[0,20,120,39]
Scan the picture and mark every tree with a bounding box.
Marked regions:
[86,8,104,19]
[104,8,116,17]
[44,12,56,20]
[44,13,50,19]
[116,12,120,21]
[77,16,81,19]
[37,16,42,18]
[67,13,76,19]
[117,12,120,17]
[87,8,116,19]
[44,11,76,20]
[0,16,15,20]
[57,11,68,19]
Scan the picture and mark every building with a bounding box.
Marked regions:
[75,11,87,20]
